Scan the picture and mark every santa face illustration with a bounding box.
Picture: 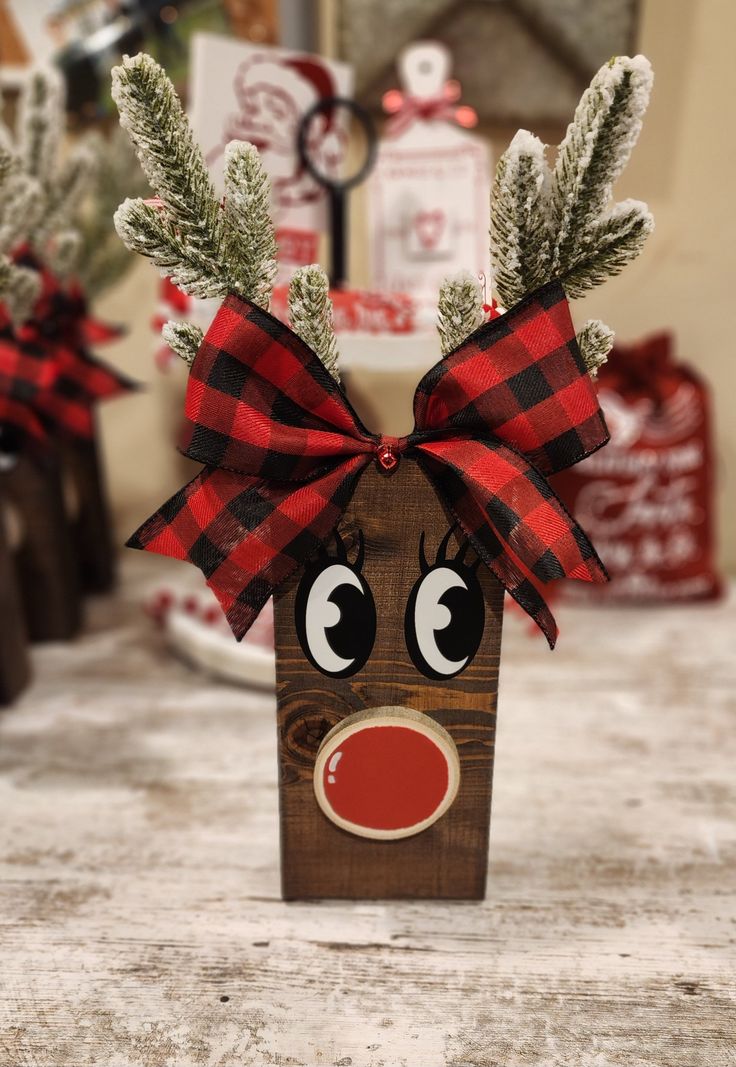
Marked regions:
[208,53,346,209]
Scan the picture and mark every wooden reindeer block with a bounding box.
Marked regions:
[0,493,31,704]
[62,429,116,594]
[1,456,82,642]
[275,460,504,900]
[113,51,653,906]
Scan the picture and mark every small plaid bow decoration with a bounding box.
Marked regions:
[129,279,609,647]
[0,260,134,450]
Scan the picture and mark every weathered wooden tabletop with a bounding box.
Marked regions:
[1,556,734,1067]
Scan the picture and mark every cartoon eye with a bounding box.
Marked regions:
[295,530,376,678]
[404,528,485,679]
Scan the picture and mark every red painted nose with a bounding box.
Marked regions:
[314,707,460,840]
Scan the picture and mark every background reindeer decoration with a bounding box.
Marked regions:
[113,53,653,899]
[0,70,140,657]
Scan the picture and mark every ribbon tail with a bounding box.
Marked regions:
[128,457,369,640]
[81,318,127,346]
[415,439,608,648]
[65,347,139,400]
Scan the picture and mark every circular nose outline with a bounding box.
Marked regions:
[313,706,461,840]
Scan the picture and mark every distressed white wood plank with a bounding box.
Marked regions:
[0,555,734,1067]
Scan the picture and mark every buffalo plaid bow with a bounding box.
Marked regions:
[129,279,609,646]
[0,259,134,450]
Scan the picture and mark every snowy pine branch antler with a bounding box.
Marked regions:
[17,69,63,186]
[576,319,615,375]
[437,271,485,355]
[112,54,277,307]
[1,264,41,325]
[0,147,42,323]
[222,141,278,307]
[0,170,44,254]
[1,67,98,268]
[559,198,653,298]
[551,55,653,280]
[162,320,204,367]
[490,55,653,308]
[114,197,223,298]
[487,55,653,374]
[75,128,150,298]
[288,265,340,381]
[112,53,225,294]
[47,228,82,278]
[490,131,553,308]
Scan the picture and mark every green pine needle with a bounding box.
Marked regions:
[490,130,553,308]
[437,271,485,355]
[162,319,204,366]
[577,319,615,375]
[288,265,340,380]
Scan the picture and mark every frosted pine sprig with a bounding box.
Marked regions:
[288,265,340,381]
[490,130,552,308]
[47,229,81,278]
[17,69,63,185]
[0,172,43,254]
[112,54,224,274]
[222,140,277,306]
[38,139,98,247]
[0,147,42,323]
[551,55,653,277]
[560,198,653,297]
[112,56,278,308]
[161,320,204,367]
[484,54,652,376]
[0,255,11,291]
[1,69,97,262]
[437,271,485,355]
[577,319,615,375]
[114,196,225,298]
[1,264,41,325]
[76,128,150,299]
[0,164,43,255]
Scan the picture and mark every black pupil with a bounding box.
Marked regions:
[434,582,478,662]
[325,581,372,661]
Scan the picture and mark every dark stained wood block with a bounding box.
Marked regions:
[0,493,31,704]
[274,460,504,900]
[62,432,117,594]
[1,455,83,642]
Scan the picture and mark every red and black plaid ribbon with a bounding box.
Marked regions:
[129,279,609,647]
[0,258,134,449]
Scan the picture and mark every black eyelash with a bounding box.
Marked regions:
[319,527,366,571]
[333,528,348,563]
[418,524,475,573]
[353,529,365,572]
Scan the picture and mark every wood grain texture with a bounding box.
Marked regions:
[62,433,117,594]
[0,456,82,642]
[0,555,734,1067]
[274,460,505,900]
[0,495,30,704]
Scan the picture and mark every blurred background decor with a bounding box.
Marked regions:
[0,67,139,657]
[556,332,722,603]
[0,0,278,123]
[337,0,641,130]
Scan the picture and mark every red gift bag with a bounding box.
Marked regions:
[556,333,721,602]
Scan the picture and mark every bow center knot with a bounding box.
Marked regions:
[375,435,404,474]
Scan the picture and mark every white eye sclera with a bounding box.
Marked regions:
[295,554,377,679]
[404,556,485,680]
[304,564,365,675]
[412,567,470,675]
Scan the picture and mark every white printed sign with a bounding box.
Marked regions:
[189,33,353,281]
[367,43,491,302]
